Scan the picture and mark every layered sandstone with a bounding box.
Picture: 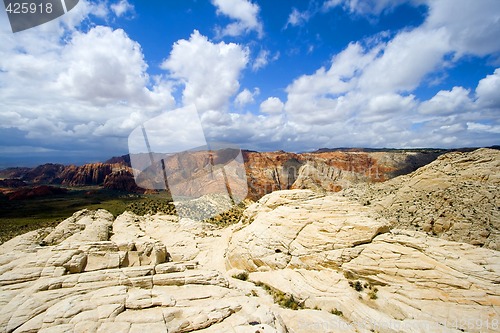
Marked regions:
[345,148,500,249]
[0,149,498,333]
[1,149,444,199]
[1,188,498,332]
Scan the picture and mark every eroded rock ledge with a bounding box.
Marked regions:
[1,187,499,333]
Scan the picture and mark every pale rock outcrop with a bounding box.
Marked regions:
[346,148,500,249]
[0,209,288,333]
[40,209,114,245]
[226,189,389,271]
[226,189,500,333]
[1,151,499,333]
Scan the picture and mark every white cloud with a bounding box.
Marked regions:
[358,28,450,94]
[275,0,500,149]
[260,97,284,114]
[425,0,500,57]
[0,17,174,151]
[284,42,380,116]
[110,0,135,18]
[323,0,418,15]
[475,68,500,109]
[286,8,311,27]
[252,49,278,71]
[212,0,263,38]
[1,0,499,163]
[253,49,269,71]
[419,87,473,115]
[55,27,153,105]
[467,122,500,134]
[235,88,259,108]
[161,30,249,113]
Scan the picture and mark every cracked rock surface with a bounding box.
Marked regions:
[0,149,499,333]
[345,148,500,249]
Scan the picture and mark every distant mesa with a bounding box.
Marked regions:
[3,185,68,200]
[0,147,496,202]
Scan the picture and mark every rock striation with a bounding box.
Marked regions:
[0,209,288,333]
[0,148,498,333]
[225,190,500,333]
[1,149,445,199]
[345,148,500,250]
[1,188,498,332]
[243,150,443,200]
[103,169,144,193]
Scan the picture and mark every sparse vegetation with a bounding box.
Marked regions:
[203,201,248,227]
[348,279,379,299]
[232,271,249,281]
[369,288,379,300]
[0,183,251,244]
[0,187,147,243]
[254,281,303,310]
[126,196,176,216]
[349,280,364,292]
[330,308,343,316]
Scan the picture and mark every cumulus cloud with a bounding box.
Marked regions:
[234,88,259,108]
[357,28,450,94]
[425,0,500,57]
[419,87,473,115]
[475,68,500,109]
[260,97,284,114]
[1,0,499,164]
[55,27,152,105]
[277,0,500,149]
[160,30,249,113]
[212,0,263,38]
[0,4,174,159]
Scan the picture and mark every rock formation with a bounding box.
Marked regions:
[0,210,287,333]
[1,149,445,200]
[225,190,499,333]
[243,149,443,200]
[103,169,144,193]
[1,189,498,332]
[0,148,498,332]
[2,185,68,201]
[345,148,500,250]
[60,163,113,186]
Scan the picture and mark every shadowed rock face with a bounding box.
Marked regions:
[242,150,443,200]
[345,148,500,250]
[103,169,144,193]
[2,185,68,200]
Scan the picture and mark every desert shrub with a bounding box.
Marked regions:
[232,271,249,281]
[254,281,303,310]
[369,288,379,299]
[330,308,343,316]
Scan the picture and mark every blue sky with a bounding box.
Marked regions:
[0,0,499,167]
